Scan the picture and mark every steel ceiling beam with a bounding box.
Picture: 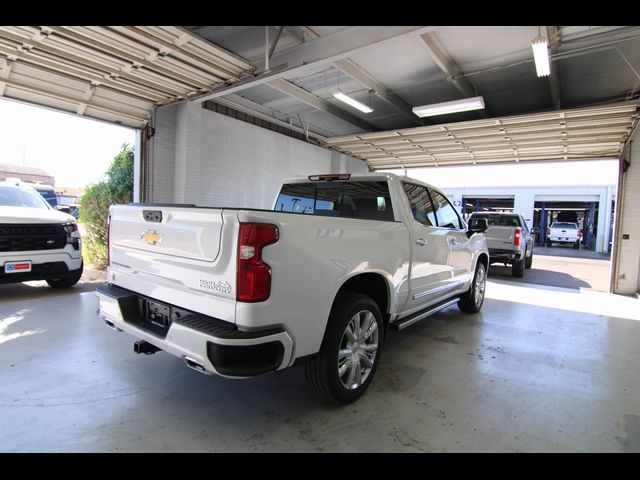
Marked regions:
[419,31,487,118]
[212,93,328,140]
[193,26,437,103]
[267,78,377,131]
[333,58,422,127]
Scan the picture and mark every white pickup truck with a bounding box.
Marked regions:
[97,172,489,403]
[546,221,582,249]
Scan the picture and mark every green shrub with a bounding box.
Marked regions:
[79,144,133,269]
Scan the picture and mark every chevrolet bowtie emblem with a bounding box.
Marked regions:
[141,230,162,245]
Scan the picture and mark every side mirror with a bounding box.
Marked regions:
[55,205,71,214]
[468,217,488,234]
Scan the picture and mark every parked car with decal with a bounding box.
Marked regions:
[0,180,83,287]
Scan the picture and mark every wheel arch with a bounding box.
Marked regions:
[331,272,391,338]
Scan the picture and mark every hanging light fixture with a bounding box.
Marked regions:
[412,96,485,117]
[532,34,550,77]
[333,91,374,113]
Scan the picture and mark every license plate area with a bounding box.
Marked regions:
[132,298,175,337]
[4,261,32,273]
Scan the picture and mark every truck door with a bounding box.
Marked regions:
[428,188,473,286]
[401,182,455,314]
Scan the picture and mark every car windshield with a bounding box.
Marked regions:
[0,186,51,209]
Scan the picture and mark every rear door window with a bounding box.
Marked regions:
[275,181,395,221]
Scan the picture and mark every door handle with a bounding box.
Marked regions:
[415,238,427,246]
[448,237,459,245]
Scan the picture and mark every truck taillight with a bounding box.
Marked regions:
[578,230,583,238]
[237,223,279,302]
[514,228,521,247]
[107,213,111,267]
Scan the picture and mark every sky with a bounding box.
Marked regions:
[0,98,136,189]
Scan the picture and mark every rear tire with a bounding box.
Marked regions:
[525,251,533,269]
[573,242,580,250]
[546,240,552,248]
[512,258,525,278]
[305,292,383,404]
[46,262,83,288]
[458,262,486,314]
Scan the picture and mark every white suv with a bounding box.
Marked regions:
[0,181,83,287]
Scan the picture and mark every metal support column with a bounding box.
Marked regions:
[539,202,547,246]
[586,201,596,250]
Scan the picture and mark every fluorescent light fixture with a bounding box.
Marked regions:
[333,91,373,113]
[412,96,485,118]
[531,35,550,77]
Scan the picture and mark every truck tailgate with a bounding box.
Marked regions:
[483,226,515,249]
[110,205,224,261]
[107,205,238,323]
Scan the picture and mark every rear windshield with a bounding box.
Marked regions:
[471,214,521,227]
[552,222,578,228]
[275,181,394,221]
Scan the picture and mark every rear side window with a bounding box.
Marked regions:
[552,222,578,229]
[275,181,394,221]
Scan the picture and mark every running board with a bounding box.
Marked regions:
[391,298,460,331]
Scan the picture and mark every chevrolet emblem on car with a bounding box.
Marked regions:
[141,230,162,245]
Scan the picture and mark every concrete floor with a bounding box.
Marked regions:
[489,253,611,292]
[1,278,639,452]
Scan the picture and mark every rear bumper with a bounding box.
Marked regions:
[548,237,579,243]
[488,248,524,263]
[96,284,293,378]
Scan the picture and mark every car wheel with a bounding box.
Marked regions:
[46,262,83,288]
[525,251,533,269]
[573,242,580,250]
[512,258,525,278]
[458,261,486,314]
[305,292,383,404]
[546,240,551,248]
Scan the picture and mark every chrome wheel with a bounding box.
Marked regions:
[474,264,486,307]
[337,309,379,390]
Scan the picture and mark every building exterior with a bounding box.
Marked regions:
[0,163,54,185]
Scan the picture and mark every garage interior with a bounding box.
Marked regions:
[1,26,640,452]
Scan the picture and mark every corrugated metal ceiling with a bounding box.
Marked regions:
[322,102,640,169]
[0,26,254,128]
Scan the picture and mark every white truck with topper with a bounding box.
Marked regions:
[97,172,489,403]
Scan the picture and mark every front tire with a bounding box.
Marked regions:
[46,262,83,288]
[305,292,383,404]
[458,261,486,314]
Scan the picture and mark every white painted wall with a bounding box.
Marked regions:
[146,102,366,208]
[614,131,640,295]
